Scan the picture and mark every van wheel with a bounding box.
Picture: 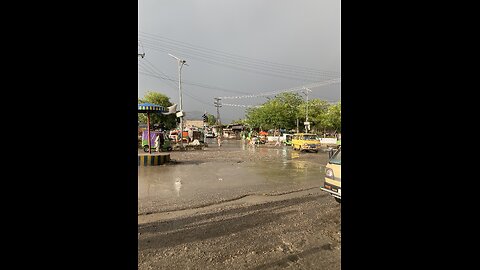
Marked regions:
[143,145,150,152]
[335,197,341,203]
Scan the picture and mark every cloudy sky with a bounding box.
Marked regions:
[138,0,340,123]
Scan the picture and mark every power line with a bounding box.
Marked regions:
[141,42,321,82]
[138,64,250,95]
[222,103,262,108]
[219,78,341,99]
[139,66,339,109]
[140,41,336,82]
[139,38,339,80]
[139,32,340,75]
[142,59,179,90]
[139,57,251,94]
[137,69,213,107]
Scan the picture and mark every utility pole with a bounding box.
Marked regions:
[302,87,312,132]
[214,98,222,137]
[202,111,208,143]
[169,53,188,148]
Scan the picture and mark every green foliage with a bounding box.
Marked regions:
[245,92,303,130]
[207,114,216,126]
[298,99,330,132]
[245,92,340,133]
[322,102,341,133]
[231,118,247,125]
[138,91,177,130]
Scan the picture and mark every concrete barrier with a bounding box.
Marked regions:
[319,138,337,145]
[138,153,170,166]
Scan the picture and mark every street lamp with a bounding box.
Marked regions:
[169,53,188,148]
[302,87,312,132]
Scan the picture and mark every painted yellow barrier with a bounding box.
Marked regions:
[138,154,170,166]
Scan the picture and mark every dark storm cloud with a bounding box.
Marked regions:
[138,0,340,123]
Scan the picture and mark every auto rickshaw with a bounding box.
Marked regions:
[283,134,293,146]
[321,146,341,203]
[141,130,172,152]
[258,131,268,144]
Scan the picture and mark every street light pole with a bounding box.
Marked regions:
[169,53,188,148]
[303,87,312,132]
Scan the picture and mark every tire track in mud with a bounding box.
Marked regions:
[138,191,340,270]
[138,187,327,225]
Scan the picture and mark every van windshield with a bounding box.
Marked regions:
[303,135,317,140]
[329,150,341,165]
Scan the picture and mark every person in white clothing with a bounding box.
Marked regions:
[155,134,160,152]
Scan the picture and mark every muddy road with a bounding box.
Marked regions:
[138,139,340,269]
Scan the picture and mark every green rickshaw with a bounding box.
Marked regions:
[141,130,172,152]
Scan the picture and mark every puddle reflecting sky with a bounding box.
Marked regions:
[138,140,328,200]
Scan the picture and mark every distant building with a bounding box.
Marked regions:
[184,119,204,129]
[222,124,246,139]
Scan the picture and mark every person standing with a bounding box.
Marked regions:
[275,136,281,147]
[217,135,222,147]
[154,134,160,152]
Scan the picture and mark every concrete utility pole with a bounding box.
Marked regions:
[203,111,208,143]
[169,53,188,148]
[214,98,222,137]
[302,87,312,132]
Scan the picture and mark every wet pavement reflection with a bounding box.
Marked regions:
[138,139,330,212]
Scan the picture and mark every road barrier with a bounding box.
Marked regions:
[138,153,170,166]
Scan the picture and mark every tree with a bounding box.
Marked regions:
[138,91,177,130]
[242,92,340,134]
[322,102,341,134]
[231,118,247,125]
[207,114,216,126]
[297,99,330,132]
[245,92,303,131]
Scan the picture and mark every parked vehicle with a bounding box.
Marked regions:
[291,133,321,152]
[141,130,172,152]
[256,131,267,144]
[283,134,293,146]
[205,131,216,138]
[321,146,341,203]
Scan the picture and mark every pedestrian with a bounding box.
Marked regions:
[160,133,165,150]
[154,134,160,152]
[217,136,222,147]
[275,136,281,147]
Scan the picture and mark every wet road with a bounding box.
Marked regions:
[138,139,340,269]
[138,139,330,214]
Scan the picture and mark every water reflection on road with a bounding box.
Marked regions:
[138,139,329,204]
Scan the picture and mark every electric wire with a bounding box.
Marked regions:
[139,32,340,76]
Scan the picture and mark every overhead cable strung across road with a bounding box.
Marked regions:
[138,32,340,76]
[221,103,262,108]
[218,78,341,100]
[138,59,250,95]
[138,33,339,82]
